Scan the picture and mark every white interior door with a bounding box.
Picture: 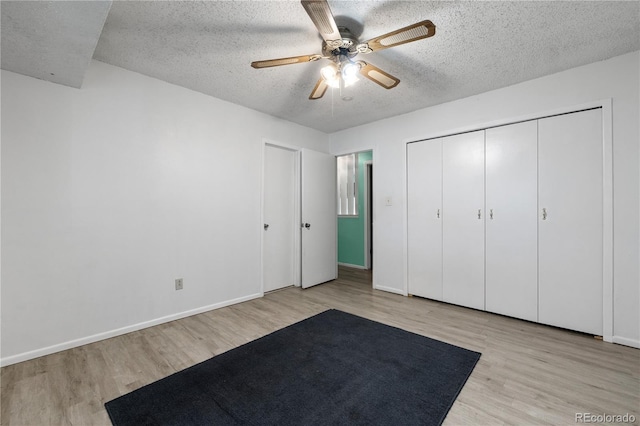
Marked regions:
[538,108,603,335]
[442,131,485,310]
[301,149,337,288]
[407,140,443,300]
[263,145,296,292]
[485,121,538,321]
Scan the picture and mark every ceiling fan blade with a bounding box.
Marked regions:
[251,54,322,69]
[301,0,342,48]
[359,20,436,53]
[359,63,400,89]
[309,78,329,100]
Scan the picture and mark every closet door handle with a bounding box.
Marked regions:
[542,208,547,220]
[489,209,493,220]
[437,209,440,219]
[477,209,482,219]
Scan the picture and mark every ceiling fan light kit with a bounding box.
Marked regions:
[250,0,436,100]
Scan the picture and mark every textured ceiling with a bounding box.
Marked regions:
[2,1,639,133]
[0,1,111,88]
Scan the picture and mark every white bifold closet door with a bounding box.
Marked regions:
[442,131,485,310]
[485,121,538,321]
[538,109,603,335]
[407,140,442,300]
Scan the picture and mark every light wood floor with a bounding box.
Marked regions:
[2,266,638,425]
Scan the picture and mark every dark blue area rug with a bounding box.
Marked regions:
[105,309,480,425]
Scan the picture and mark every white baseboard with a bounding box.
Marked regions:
[612,335,640,349]
[0,293,263,367]
[374,285,406,296]
[338,262,367,269]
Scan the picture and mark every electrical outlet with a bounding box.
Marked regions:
[175,278,183,290]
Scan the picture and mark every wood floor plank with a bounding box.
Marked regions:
[1,266,638,425]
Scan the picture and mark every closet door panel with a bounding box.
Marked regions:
[485,121,538,321]
[442,131,485,310]
[407,141,442,300]
[538,109,603,335]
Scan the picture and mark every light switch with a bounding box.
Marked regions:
[385,196,393,206]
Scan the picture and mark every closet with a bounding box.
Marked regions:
[407,108,603,335]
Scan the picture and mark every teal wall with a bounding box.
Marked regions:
[338,151,372,267]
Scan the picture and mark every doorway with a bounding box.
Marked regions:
[337,150,373,273]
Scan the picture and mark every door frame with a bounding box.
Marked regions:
[261,140,302,293]
[404,99,613,342]
[364,161,373,270]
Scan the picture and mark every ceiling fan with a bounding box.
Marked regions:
[251,0,436,100]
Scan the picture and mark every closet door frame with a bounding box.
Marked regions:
[403,99,613,342]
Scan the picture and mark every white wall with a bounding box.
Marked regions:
[330,51,640,347]
[1,60,329,365]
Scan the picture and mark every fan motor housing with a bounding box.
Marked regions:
[322,27,359,60]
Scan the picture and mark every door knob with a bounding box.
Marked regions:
[264,224,269,230]
[304,223,311,229]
